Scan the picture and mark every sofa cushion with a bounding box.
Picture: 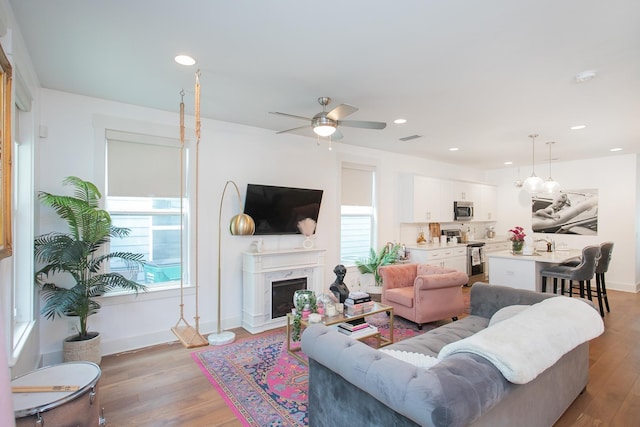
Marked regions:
[387,315,489,357]
[385,287,414,307]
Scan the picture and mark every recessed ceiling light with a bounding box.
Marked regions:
[394,118,407,124]
[504,161,513,165]
[574,70,597,83]
[570,124,587,130]
[174,55,196,66]
[449,147,459,152]
[610,148,623,152]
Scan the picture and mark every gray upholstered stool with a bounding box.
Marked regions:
[560,242,613,315]
[540,245,601,314]
[595,242,613,314]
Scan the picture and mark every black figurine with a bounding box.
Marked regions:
[329,264,350,303]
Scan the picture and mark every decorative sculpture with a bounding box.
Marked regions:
[329,264,350,303]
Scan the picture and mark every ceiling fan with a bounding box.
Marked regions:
[270,97,387,140]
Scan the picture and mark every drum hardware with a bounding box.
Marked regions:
[90,386,96,404]
[99,408,107,426]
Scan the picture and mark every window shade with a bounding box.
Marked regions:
[341,165,374,206]
[106,130,182,198]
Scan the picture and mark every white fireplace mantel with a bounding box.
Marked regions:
[242,248,326,333]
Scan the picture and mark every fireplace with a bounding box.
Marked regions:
[242,248,325,333]
[271,277,307,319]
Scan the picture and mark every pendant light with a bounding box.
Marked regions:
[522,133,544,194]
[543,141,561,194]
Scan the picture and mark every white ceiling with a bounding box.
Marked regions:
[8,0,640,170]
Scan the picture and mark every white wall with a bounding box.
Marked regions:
[486,154,639,293]
[35,89,490,362]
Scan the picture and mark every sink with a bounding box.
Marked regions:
[519,252,542,256]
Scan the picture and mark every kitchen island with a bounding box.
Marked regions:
[488,249,582,292]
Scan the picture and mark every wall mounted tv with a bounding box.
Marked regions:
[243,184,324,235]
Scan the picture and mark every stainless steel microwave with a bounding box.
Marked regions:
[454,201,474,221]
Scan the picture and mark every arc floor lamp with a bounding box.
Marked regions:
[208,180,255,346]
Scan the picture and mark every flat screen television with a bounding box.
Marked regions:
[243,184,323,235]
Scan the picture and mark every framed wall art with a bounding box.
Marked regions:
[0,44,12,259]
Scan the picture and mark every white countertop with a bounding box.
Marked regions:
[488,249,582,263]
[406,236,510,251]
[407,242,467,250]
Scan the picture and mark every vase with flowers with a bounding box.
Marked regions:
[509,226,526,254]
[297,218,317,249]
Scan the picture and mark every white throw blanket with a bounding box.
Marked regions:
[438,297,604,384]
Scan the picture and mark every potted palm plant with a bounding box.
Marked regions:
[34,176,147,364]
[356,243,400,292]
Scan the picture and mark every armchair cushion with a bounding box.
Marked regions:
[385,287,414,308]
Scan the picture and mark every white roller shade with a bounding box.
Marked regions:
[106,130,182,198]
[341,164,374,206]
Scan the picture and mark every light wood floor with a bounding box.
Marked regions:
[99,288,640,426]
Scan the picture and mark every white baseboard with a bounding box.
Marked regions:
[41,315,244,364]
[606,280,639,293]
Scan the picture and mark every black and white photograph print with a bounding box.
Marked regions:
[531,189,598,235]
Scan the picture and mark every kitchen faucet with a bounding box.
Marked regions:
[535,238,555,252]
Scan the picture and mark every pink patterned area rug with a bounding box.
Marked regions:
[191,313,432,427]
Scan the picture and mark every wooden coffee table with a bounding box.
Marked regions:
[286,302,394,365]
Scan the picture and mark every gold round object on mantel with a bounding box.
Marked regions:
[230,213,255,236]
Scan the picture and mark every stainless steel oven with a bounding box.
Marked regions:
[467,242,485,284]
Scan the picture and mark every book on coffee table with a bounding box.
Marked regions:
[335,324,378,339]
[337,321,371,332]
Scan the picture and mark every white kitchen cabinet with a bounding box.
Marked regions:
[400,175,451,222]
[474,184,498,221]
[482,240,511,279]
[399,174,496,224]
[408,246,468,274]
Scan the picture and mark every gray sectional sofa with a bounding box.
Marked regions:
[301,283,601,427]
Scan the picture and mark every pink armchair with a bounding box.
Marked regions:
[378,263,468,329]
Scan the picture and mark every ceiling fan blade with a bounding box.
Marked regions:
[276,124,311,134]
[338,120,387,130]
[331,129,344,140]
[270,111,312,121]
[326,104,358,121]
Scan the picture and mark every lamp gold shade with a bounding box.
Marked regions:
[230,213,255,236]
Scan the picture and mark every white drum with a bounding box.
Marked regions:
[12,361,104,427]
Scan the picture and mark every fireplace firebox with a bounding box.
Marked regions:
[272,277,307,319]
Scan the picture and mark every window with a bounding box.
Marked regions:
[105,130,187,289]
[12,69,36,354]
[340,164,376,265]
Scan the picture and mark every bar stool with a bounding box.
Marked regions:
[540,245,601,314]
[561,242,613,315]
[596,242,613,313]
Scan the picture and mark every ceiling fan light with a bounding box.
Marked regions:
[523,174,544,194]
[313,124,336,137]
